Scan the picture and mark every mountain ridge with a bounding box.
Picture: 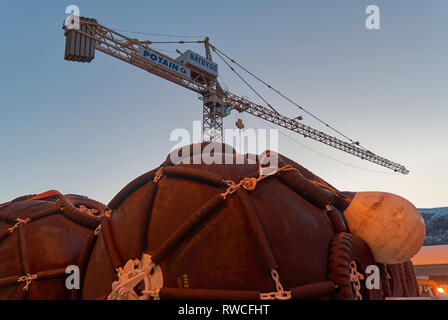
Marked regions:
[419,207,448,246]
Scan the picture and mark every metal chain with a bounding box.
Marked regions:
[349,261,364,300]
[260,269,291,300]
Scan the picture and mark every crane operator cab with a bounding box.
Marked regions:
[203,93,231,118]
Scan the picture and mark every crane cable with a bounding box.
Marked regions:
[114,29,204,39]
[255,117,394,175]
[214,47,378,173]
[212,48,280,115]
[210,44,369,151]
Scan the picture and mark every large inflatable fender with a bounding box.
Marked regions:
[341,192,425,264]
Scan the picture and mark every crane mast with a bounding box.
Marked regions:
[63,17,409,174]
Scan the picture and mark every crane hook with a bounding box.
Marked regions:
[236,118,245,129]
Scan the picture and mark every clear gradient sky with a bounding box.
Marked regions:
[0,1,446,208]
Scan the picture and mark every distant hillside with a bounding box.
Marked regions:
[419,207,448,246]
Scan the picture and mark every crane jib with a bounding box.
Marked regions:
[137,47,191,78]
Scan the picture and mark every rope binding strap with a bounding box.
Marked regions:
[220,154,278,199]
[17,273,38,291]
[153,167,164,183]
[94,224,102,236]
[8,217,31,234]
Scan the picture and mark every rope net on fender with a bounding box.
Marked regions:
[106,152,346,300]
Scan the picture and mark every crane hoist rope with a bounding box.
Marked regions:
[212,48,280,115]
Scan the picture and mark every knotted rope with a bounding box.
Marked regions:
[8,217,31,234]
[153,167,164,183]
[17,273,37,291]
[220,153,343,199]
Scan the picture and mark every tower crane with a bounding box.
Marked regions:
[63,17,409,174]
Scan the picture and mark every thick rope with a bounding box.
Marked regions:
[236,189,277,271]
[18,223,31,275]
[101,217,123,269]
[71,227,102,300]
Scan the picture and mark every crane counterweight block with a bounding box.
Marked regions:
[64,17,97,62]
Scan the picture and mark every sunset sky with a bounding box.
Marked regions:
[0,1,446,208]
